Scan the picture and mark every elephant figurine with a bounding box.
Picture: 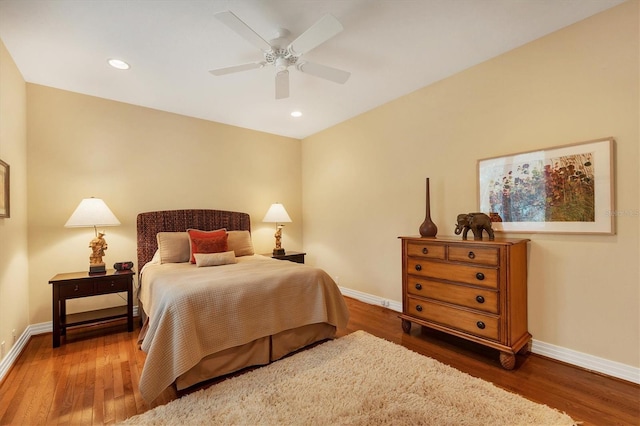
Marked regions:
[454,213,495,241]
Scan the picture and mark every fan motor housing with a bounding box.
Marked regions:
[265,48,298,70]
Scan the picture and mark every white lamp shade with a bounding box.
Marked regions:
[262,203,292,223]
[65,197,121,228]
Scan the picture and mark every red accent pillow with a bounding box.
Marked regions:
[187,229,228,263]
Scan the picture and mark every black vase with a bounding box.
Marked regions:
[419,178,438,238]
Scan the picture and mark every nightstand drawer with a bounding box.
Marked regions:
[58,282,96,298]
[96,277,129,293]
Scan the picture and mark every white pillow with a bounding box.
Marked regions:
[194,251,237,267]
[227,230,255,257]
[156,232,190,264]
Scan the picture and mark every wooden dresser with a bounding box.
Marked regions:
[399,236,531,369]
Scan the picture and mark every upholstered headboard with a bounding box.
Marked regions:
[136,209,251,270]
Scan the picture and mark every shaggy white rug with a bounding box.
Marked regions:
[123,331,576,425]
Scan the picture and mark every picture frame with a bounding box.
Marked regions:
[478,138,614,234]
[0,159,9,218]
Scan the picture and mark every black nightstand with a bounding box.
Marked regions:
[262,251,306,264]
[48,269,134,347]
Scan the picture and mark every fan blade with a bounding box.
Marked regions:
[209,62,264,76]
[215,11,272,52]
[275,70,289,99]
[287,14,343,56]
[296,61,350,84]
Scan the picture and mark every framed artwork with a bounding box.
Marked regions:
[0,159,8,218]
[478,138,614,234]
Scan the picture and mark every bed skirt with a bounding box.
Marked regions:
[139,302,336,392]
[176,322,337,390]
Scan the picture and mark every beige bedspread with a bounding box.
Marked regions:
[138,255,349,402]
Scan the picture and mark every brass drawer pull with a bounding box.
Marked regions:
[476,321,486,329]
[415,264,422,272]
[476,295,485,303]
[468,251,475,259]
[416,304,423,312]
[476,272,485,280]
[74,285,79,291]
[415,283,422,290]
[422,247,429,254]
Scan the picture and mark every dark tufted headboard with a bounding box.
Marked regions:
[136,209,251,270]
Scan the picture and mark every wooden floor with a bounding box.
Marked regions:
[0,296,638,425]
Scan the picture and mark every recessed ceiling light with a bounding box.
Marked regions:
[108,58,130,70]
[291,111,302,118]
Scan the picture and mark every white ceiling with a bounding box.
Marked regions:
[0,0,625,139]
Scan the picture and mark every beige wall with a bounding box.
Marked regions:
[302,1,639,367]
[26,85,302,323]
[0,39,29,363]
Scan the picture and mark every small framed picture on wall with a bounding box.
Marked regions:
[0,159,9,218]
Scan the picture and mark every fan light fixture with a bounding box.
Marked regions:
[262,203,292,255]
[291,111,302,117]
[108,58,130,70]
[65,197,121,274]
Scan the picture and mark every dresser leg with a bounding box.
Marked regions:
[499,352,516,370]
[401,319,412,333]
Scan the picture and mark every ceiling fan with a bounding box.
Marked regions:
[210,11,351,99]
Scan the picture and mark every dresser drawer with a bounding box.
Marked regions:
[406,241,445,260]
[407,298,499,341]
[407,258,498,289]
[58,282,96,298]
[407,278,499,314]
[96,277,129,293]
[448,246,499,266]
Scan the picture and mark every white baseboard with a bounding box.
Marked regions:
[0,324,31,383]
[339,286,403,312]
[0,306,139,383]
[339,286,640,385]
[531,339,639,384]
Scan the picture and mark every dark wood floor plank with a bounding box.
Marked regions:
[0,296,638,426]
[44,348,71,425]
[27,335,58,425]
[118,332,138,422]
[0,337,41,423]
[80,337,98,426]
[101,332,118,425]
[2,337,48,425]
[125,330,148,415]
[92,335,106,426]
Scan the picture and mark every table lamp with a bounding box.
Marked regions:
[65,197,120,274]
[262,203,292,255]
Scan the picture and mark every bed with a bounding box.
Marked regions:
[136,209,349,402]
